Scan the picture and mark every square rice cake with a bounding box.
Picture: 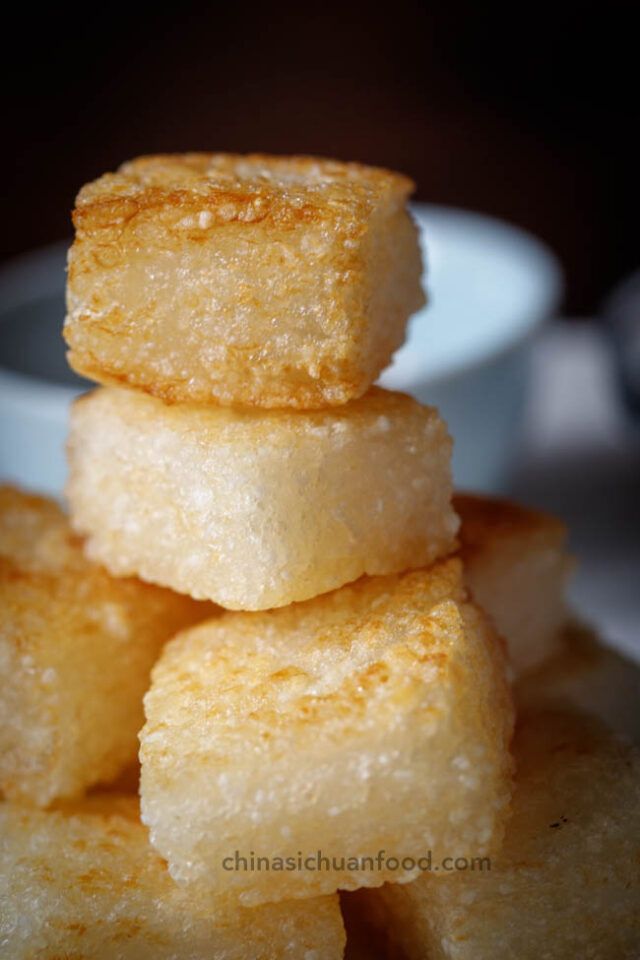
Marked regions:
[64,153,424,408]
[0,795,345,959]
[139,558,513,905]
[373,711,640,959]
[0,486,211,806]
[454,493,570,676]
[67,386,458,610]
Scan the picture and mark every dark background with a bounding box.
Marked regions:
[2,2,637,313]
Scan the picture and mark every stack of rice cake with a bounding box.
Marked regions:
[1,154,638,958]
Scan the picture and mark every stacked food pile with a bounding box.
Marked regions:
[0,155,638,959]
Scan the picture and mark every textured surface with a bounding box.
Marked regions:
[64,153,424,408]
[67,386,458,610]
[374,711,640,960]
[455,493,570,676]
[140,558,514,904]
[516,620,640,741]
[0,795,345,959]
[0,486,212,806]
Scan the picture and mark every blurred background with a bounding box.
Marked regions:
[1,1,638,651]
[1,1,638,311]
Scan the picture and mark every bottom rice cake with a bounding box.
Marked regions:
[0,795,345,959]
[0,486,212,807]
[454,493,571,676]
[516,620,640,741]
[372,711,640,960]
[139,558,514,905]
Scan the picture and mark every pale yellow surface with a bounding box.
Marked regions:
[0,795,345,959]
[0,486,212,806]
[139,559,513,905]
[516,621,640,741]
[67,386,458,610]
[64,153,424,408]
[374,711,640,959]
[454,493,570,676]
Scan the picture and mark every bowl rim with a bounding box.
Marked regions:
[0,240,81,407]
[384,202,565,389]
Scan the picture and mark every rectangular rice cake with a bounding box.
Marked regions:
[455,493,570,676]
[64,153,424,408]
[373,711,640,959]
[139,558,513,905]
[0,795,345,959]
[67,386,458,610]
[0,486,211,806]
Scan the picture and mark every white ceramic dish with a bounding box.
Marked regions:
[0,206,562,498]
[380,204,563,489]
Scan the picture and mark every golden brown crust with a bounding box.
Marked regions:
[64,153,424,408]
[139,558,513,904]
[65,348,377,409]
[74,153,415,234]
[1,797,346,958]
[0,485,213,806]
[454,492,567,561]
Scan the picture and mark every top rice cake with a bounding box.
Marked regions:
[64,153,424,408]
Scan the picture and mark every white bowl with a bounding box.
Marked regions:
[379,204,563,490]
[0,207,562,498]
[0,242,84,498]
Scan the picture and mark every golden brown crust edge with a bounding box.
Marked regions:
[73,152,416,235]
[65,154,422,408]
[454,492,567,558]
